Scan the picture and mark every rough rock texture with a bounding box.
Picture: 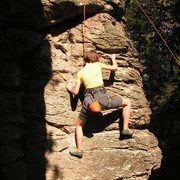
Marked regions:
[0,1,162,180]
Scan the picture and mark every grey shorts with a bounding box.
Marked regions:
[79,87,123,121]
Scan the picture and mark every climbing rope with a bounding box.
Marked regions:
[134,0,180,66]
[83,0,179,65]
[83,0,87,57]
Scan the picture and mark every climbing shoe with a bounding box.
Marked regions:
[69,148,83,158]
[121,128,133,137]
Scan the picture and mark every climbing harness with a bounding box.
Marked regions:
[85,86,103,112]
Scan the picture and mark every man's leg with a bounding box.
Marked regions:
[97,92,132,136]
[69,118,86,158]
[121,98,131,130]
[75,118,86,150]
[121,98,133,136]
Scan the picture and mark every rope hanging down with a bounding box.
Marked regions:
[134,0,180,66]
[83,0,86,57]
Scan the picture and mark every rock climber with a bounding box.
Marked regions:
[66,50,133,158]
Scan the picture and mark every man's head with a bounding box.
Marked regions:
[84,50,99,63]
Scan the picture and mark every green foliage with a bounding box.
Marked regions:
[125,0,180,114]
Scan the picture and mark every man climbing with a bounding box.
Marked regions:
[66,50,133,158]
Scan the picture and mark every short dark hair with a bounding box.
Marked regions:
[84,50,99,63]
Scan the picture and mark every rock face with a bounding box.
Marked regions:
[0,1,162,180]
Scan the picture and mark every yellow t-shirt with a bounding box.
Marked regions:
[76,62,106,89]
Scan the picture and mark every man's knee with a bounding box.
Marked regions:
[122,98,131,107]
[76,118,86,127]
